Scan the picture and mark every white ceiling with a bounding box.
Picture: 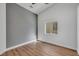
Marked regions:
[17,3,54,14]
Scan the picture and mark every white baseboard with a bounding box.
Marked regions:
[38,39,77,51]
[0,40,36,55]
[77,50,79,55]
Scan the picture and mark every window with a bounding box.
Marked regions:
[45,22,58,34]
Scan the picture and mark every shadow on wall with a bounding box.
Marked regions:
[6,3,36,48]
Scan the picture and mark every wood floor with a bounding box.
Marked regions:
[1,41,78,56]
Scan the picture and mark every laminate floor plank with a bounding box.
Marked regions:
[1,41,78,56]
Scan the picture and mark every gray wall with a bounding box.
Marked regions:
[77,5,79,53]
[38,3,78,50]
[6,3,36,48]
[0,3,6,51]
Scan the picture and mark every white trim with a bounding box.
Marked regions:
[77,5,79,55]
[0,40,36,55]
[77,50,79,55]
[39,39,77,51]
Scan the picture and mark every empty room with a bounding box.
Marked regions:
[0,3,79,56]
